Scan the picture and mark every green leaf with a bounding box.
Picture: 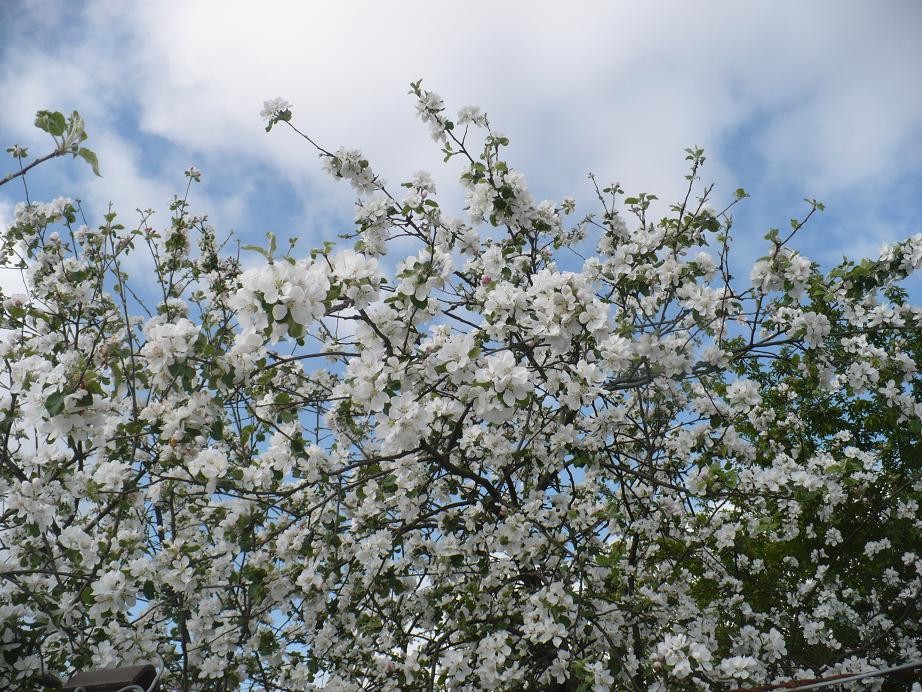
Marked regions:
[45,390,66,417]
[210,419,225,441]
[65,111,87,149]
[35,110,67,137]
[242,244,268,259]
[287,319,304,338]
[77,147,101,176]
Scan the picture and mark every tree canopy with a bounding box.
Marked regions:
[0,85,920,690]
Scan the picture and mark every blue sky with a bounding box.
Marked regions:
[2,0,921,296]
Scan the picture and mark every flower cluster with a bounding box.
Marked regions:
[229,258,330,345]
[322,147,378,194]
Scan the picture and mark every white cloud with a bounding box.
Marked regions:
[1,0,920,261]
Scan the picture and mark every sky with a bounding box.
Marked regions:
[1,0,921,297]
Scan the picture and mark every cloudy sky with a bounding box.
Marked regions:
[1,0,921,291]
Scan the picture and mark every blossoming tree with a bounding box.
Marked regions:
[1,86,920,690]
